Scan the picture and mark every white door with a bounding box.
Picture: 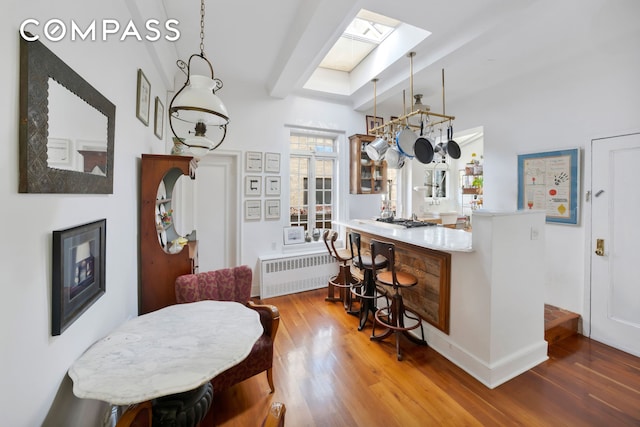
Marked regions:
[195,153,240,271]
[591,132,640,357]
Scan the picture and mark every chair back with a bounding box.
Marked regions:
[322,230,338,258]
[324,230,352,263]
[175,265,252,304]
[348,231,363,268]
[370,239,398,286]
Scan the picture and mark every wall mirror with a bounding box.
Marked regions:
[19,34,116,193]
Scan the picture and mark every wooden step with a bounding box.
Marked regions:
[544,304,580,345]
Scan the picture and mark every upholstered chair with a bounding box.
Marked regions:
[175,265,280,393]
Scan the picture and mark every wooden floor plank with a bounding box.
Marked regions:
[206,289,640,426]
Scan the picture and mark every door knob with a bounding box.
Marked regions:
[595,238,605,256]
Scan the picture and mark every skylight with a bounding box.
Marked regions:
[319,10,399,72]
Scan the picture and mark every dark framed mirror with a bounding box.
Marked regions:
[19,34,116,193]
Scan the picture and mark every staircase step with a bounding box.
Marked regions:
[544,304,580,345]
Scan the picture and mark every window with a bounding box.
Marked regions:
[318,10,399,72]
[289,131,337,232]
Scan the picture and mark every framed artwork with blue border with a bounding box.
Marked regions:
[517,148,580,225]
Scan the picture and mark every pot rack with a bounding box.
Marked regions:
[369,52,455,139]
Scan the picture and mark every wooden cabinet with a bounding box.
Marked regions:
[349,134,387,194]
[140,154,198,314]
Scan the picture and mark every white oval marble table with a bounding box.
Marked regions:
[68,300,263,405]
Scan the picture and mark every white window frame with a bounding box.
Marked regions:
[288,128,340,233]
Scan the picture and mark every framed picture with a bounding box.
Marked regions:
[245,200,261,221]
[265,176,281,196]
[265,199,281,220]
[47,138,74,169]
[52,219,106,335]
[136,69,151,126]
[265,152,281,173]
[244,175,262,196]
[366,115,384,135]
[283,226,305,245]
[517,148,580,225]
[154,96,164,139]
[245,151,263,172]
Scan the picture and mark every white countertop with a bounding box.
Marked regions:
[337,219,473,252]
[68,301,263,405]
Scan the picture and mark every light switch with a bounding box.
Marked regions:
[530,227,540,240]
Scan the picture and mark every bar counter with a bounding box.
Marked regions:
[335,210,549,389]
[338,219,473,253]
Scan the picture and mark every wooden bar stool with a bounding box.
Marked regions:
[323,230,361,313]
[349,232,390,330]
[369,239,427,360]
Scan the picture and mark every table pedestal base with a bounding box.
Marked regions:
[152,382,213,427]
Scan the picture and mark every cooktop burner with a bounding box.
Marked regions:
[376,218,437,228]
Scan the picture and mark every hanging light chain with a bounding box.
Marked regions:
[199,0,206,56]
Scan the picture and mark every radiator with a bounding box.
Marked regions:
[259,251,338,299]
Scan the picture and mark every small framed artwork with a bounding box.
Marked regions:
[265,176,281,196]
[366,115,384,135]
[517,148,580,225]
[52,219,106,335]
[154,97,164,139]
[265,199,281,220]
[136,69,151,126]
[245,200,261,221]
[265,152,281,173]
[244,175,262,196]
[47,138,74,169]
[283,226,305,245]
[245,151,263,172]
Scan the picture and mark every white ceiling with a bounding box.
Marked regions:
[160,0,635,116]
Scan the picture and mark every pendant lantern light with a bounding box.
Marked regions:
[168,0,229,158]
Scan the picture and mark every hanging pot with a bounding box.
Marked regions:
[414,137,434,164]
[396,127,416,159]
[364,136,389,161]
[445,125,461,159]
[385,144,406,169]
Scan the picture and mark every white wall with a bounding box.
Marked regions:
[213,82,365,274]
[445,17,640,313]
[2,0,639,425]
[0,1,173,425]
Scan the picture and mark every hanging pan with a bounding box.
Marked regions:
[385,143,406,169]
[365,136,388,161]
[445,125,461,159]
[414,117,434,164]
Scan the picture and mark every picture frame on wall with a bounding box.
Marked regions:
[265,199,281,220]
[265,152,281,173]
[244,175,262,197]
[366,115,384,135]
[245,151,263,172]
[154,97,164,139]
[265,176,281,196]
[136,69,151,126]
[517,148,580,225]
[245,200,261,221]
[47,138,73,169]
[52,219,106,335]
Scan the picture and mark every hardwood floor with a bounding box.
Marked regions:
[206,288,640,426]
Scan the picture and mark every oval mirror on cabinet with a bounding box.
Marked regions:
[156,171,195,254]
